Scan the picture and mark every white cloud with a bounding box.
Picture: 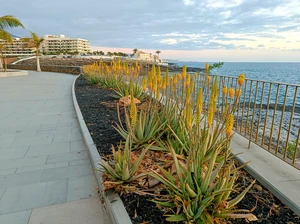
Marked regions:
[183,0,196,6]
[206,0,243,8]
[220,10,232,19]
[160,38,178,45]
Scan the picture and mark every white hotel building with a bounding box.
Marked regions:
[41,34,91,54]
[0,34,91,56]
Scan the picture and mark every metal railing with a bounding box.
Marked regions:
[197,74,300,169]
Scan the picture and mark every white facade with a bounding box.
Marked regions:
[41,34,91,54]
[133,51,163,63]
[0,38,35,56]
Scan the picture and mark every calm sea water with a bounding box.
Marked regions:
[175,62,300,107]
[175,62,300,85]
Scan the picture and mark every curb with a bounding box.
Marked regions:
[72,75,132,224]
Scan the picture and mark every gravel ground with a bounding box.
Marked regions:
[75,75,300,224]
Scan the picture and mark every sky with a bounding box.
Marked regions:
[2,0,300,62]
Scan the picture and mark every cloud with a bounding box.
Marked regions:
[3,0,300,61]
[257,44,265,47]
[160,38,178,45]
[183,0,196,6]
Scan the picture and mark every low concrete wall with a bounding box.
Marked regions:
[8,64,81,75]
[0,69,28,77]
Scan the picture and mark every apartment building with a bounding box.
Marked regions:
[0,34,91,56]
[0,38,35,56]
[41,34,91,54]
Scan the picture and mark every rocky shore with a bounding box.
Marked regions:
[13,57,204,74]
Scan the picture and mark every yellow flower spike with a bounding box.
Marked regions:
[196,88,203,125]
[238,74,245,86]
[222,87,228,96]
[207,76,211,82]
[151,63,156,76]
[178,74,182,80]
[205,63,210,71]
[212,77,218,102]
[186,103,193,130]
[225,114,234,138]
[182,65,187,79]
[185,86,191,105]
[236,88,242,98]
[142,77,147,91]
[152,75,157,92]
[185,74,190,86]
[207,101,215,128]
[229,88,235,98]
[165,68,169,83]
[157,66,161,77]
[173,74,178,86]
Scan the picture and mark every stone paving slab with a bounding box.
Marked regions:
[28,197,112,224]
[0,210,31,224]
[232,132,300,215]
[0,71,111,223]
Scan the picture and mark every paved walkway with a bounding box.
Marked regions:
[0,71,111,224]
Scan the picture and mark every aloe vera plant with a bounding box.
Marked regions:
[100,135,150,185]
[150,143,257,223]
[114,104,167,150]
[113,80,146,101]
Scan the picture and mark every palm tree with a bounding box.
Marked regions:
[0,15,24,71]
[133,48,138,54]
[22,32,44,72]
[155,50,161,57]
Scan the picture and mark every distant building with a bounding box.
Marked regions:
[133,51,168,66]
[41,34,91,54]
[0,38,35,56]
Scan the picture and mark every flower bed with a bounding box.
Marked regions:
[75,60,299,223]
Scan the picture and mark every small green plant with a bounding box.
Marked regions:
[113,80,146,100]
[114,104,166,150]
[100,135,150,185]
[208,62,224,72]
[150,143,256,223]
[287,140,300,159]
[97,76,124,89]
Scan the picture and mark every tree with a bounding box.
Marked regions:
[22,32,44,72]
[133,48,138,54]
[155,50,161,57]
[0,15,24,71]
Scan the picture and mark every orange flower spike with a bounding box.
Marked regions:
[236,89,242,98]
[222,87,228,96]
[182,65,187,79]
[238,74,245,86]
[207,76,211,83]
[142,77,147,91]
[205,63,210,71]
[185,74,190,86]
[225,114,234,138]
[229,88,235,98]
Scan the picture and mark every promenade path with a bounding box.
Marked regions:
[0,71,111,224]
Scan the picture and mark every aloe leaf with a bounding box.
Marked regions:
[194,195,214,220]
[228,180,256,208]
[121,161,130,181]
[150,200,176,207]
[100,159,121,179]
[131,144,150,174]
[165,214,187,222]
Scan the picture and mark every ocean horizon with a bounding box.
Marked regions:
[174,61,300,85]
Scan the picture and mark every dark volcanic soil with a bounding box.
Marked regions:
[75,75,300,224]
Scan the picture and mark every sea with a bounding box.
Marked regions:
[174,62,300,146]
[175,62,300,85]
